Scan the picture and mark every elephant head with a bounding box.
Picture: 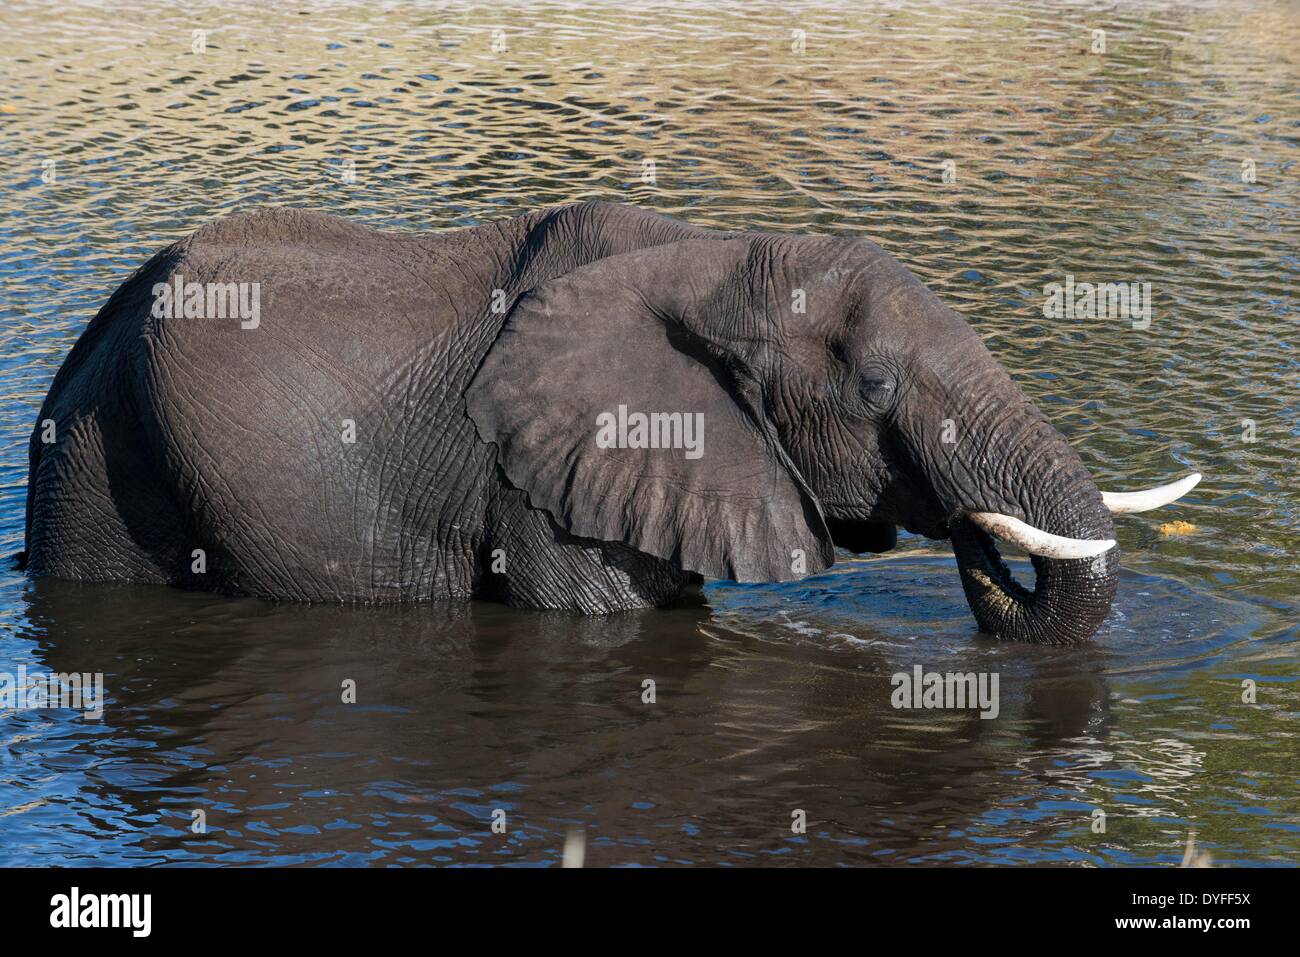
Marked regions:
[467,228,1199,643]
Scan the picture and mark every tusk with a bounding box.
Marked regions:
[1101,472,1202,514]
[967,512,1116,560]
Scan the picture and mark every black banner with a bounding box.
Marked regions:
[2,866,1280,943]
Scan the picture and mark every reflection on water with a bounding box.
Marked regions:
[0,0,1296,865]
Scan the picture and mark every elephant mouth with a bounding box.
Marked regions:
[953,519,1035,603]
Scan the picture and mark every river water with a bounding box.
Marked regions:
[0,0,1296,866]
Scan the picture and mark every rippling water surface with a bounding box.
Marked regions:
[0,0,1296,866]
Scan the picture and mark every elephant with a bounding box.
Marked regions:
[20,200,1200,643]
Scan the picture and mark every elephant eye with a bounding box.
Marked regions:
[860,377,892,395]
[856,365,897,413]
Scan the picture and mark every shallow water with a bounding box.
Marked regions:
[0,0,1296,866]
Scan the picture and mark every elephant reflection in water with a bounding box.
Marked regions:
[19,576,1113,864]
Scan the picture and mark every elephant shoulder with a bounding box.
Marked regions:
[527,199,733,255]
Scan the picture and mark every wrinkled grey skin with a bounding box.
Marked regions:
[23,201,1117,643]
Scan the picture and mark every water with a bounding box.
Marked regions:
[0,0,1296,866]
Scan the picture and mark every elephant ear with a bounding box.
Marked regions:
[466,238,833,583]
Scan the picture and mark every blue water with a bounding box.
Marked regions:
[0,0,1296,866]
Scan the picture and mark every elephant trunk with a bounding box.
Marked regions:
[942,403,1119,645]
[950,513,1118,645]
